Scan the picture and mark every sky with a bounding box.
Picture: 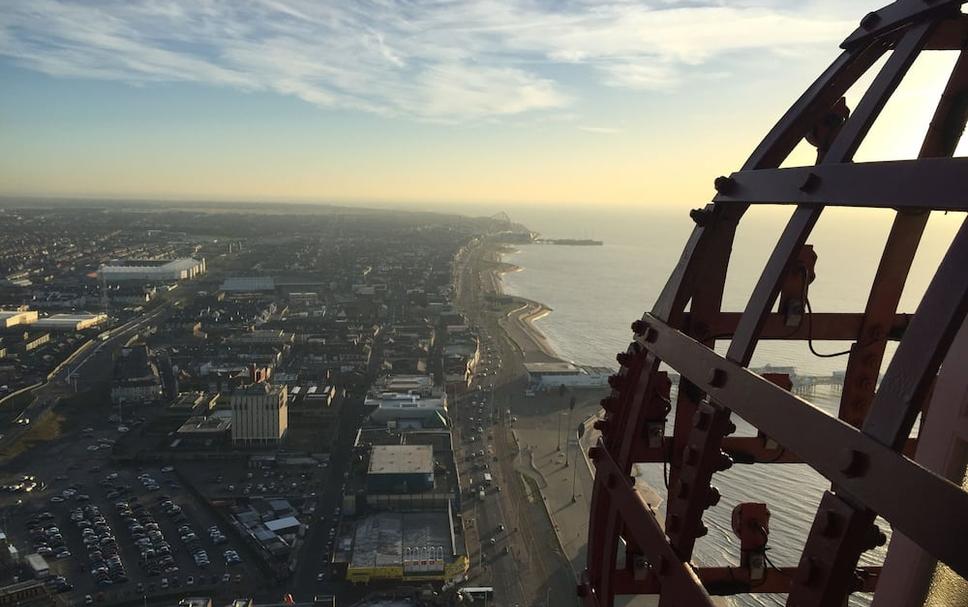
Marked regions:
[0,0,961,209]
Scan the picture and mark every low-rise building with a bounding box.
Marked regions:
[365,392,448,429]
[0,309,37,329]
[111,344,163,405]
[33,312,106,331]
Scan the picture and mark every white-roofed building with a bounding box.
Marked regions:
[98,258,206,282]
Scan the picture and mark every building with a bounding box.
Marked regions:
[367,445,434,494]
[32,313,106,332]
[220,277,275,292]
[111,344,163,405]
[0,310,37,329]
[365,392,448,429]
[230,384,288,447]
[0,580,55,607]
[524,361,614,391]
[98,258,206,282]
[373,375,436,397]
[344,510,468,584]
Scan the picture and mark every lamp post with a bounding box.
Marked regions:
[571,422,585,503]
[564,396,575,466]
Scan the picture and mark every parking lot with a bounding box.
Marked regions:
[0,423,265,604]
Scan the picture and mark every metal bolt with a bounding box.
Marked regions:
[696,523,708,538]
[631,319,647,335]
[616,351,631,367]
[693,410,711,430]
[799,172,821,193]
[689,208,712,227]
[839,448,869,478]
[860,11,881,30]
[642,327,658,343]
[594,419,610,432]
[706,486,721,507]
[684,446,698,465]
[724,421,737,435]
[716,452,734,471]
[708,367,728,388]
[713,176,736,195]
[607,374,623,390]
[820,510,841,538]
[866,525,887,550]
[588,446,603,461]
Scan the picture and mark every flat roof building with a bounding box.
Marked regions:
[366,392,448,429]
[367,445,434,493]
[99,258,206,282]
[0,310,37,329]
[230,383,288,447]
[33,313,107,332]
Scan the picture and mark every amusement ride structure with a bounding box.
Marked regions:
[582,1,968,605]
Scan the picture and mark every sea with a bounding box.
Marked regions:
[495,203,965,606]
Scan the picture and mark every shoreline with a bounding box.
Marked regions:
[482,242,570,365]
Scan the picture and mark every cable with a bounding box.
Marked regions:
[804,295,853,358]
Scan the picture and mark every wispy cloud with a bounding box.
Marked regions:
[0,1,855,121]
[578,126,621,135]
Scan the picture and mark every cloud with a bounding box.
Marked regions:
[578,126,621,135]
[0,0,857,121]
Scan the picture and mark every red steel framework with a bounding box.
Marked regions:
[581,1,968,605]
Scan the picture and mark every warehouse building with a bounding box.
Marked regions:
[367,445,434,494]
[33,313,107,332]
[98,258,206,282]
[0,310,37,329]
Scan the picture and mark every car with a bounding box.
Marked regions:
[49,496,64,503]
[84,595,94,605]
[316,572,326,581]
[222,573,232,583]
[186,576,194,585]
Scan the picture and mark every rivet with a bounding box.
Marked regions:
[716,452,734,472]
[799,172,821,193]
[839,448,869,478]
[706,486,721,507]
[631,319,647,335]
[616,352,631,367]
[607,374,623,390]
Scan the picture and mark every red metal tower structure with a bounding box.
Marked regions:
[582,1,968,605]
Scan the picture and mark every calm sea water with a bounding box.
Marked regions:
[498,204,965,606]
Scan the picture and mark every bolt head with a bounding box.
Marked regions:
[839,448,869,478]
[713,176,736,195]
[707,367,728,388]
[631,319,647,334]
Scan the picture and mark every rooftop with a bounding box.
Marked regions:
[368,445,433,476]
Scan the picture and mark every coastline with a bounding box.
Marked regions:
[482,243,568,364]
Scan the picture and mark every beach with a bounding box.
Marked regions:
[454,236,662,607]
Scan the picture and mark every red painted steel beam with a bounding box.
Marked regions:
[633,312,968,580]
[611,566,881,595]
[682,312,911,341]
[589,441,717,607]
[631,436,919,465]
[711,158,968,211]
[924,14,968,49]
[840,0,962,50]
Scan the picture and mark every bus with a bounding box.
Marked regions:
[458,587,494,601]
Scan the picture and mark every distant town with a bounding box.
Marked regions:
[0,203,613,607]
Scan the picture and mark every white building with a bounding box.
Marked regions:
[0,310,37,329]
[33,313,107,331]
[366,392,448,429]
[230,384,288,447]
[98,258,206,283]
[524,362,614,391]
